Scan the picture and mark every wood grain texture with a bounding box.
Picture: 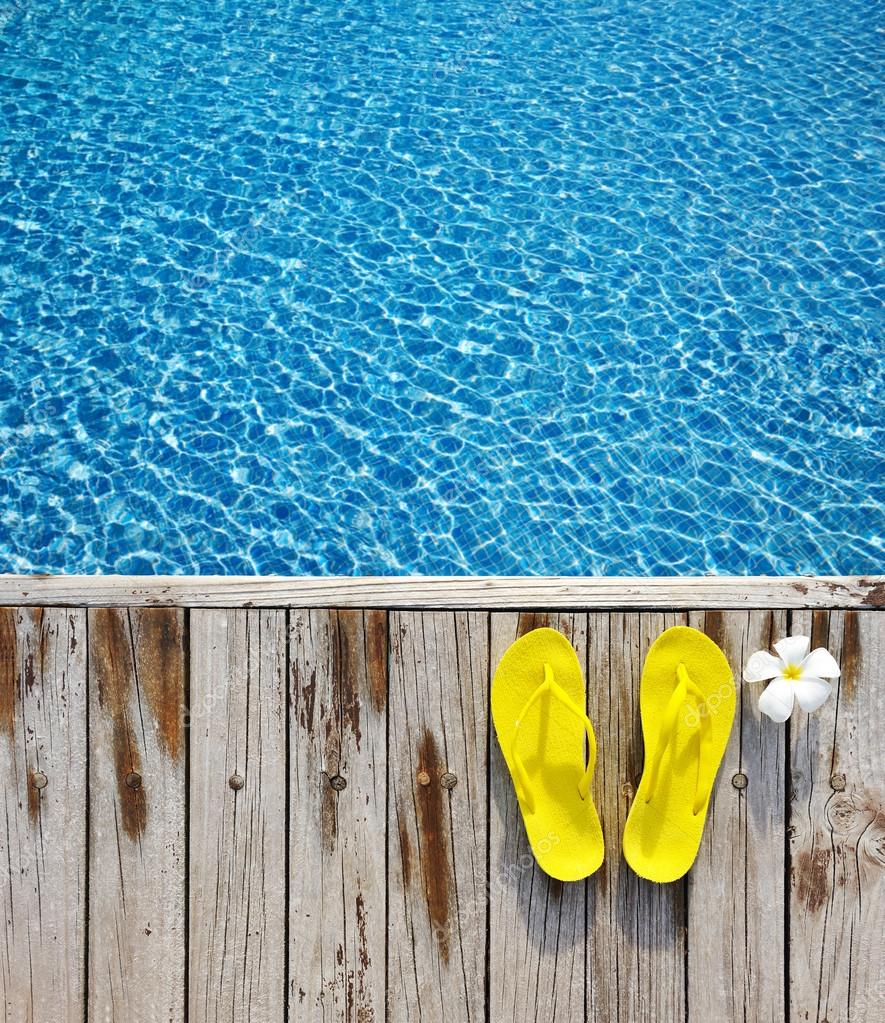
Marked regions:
[289,609,388,1023]
[789,610,885,1023]
[88,607,187,1023]
[586,613,687,1023]
[488,612,588,1023]
[2,575,882,609]
[387,611,488,1023]
[686,610,788,1023]
[0,599,882,1023]
[189,609,287,1023]
[0,608,86,1022]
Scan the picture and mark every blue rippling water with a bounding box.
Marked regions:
[0,0,882,574]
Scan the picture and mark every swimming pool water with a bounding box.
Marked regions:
[1,0,882,575]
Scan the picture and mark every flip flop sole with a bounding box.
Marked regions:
[624,625,735,883]
[492,627,604,882]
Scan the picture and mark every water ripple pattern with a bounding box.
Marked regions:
[1,0,883,574]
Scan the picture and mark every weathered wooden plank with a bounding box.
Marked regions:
[387,611,488,1023]
[87,607,187,1022]
[686,610,787,1023]
[790,610,885,1023]
[0,597,879,1023]
[1,575,882,609]
[0,608,87,1021]
[189,609,287,1023]
[488,612,588,1023]
[587,612,687,1023]
[289,609,387,1022]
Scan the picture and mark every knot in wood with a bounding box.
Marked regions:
[864,826,885,867]
[827,795,860,834]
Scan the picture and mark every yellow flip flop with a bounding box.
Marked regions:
[623,626,735,882]
[492,627,604,881]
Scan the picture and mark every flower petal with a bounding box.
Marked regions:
[758,677,795,722]
[801,647,841,679]
[744,650,783,683]
[774,635,810,667]
[794,677,832,713]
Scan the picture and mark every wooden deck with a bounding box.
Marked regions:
[1,577,882,1022]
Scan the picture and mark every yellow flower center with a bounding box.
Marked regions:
[783,663,802,681]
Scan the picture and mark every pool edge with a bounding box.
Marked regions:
[0,575,882,609]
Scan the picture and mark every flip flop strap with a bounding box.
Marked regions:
[644,663,715,816]
[509,662,596,815]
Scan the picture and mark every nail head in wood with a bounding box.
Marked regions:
[417,771,431,787]
[440,772,457,790]
[732,772,748,790]
[125,772,142,790]
[329,775,347,791]
[229,773,245,791]
[32,771,48,790]
[830,773,846,791]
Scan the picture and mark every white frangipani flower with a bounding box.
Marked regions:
[744,635,840,723]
